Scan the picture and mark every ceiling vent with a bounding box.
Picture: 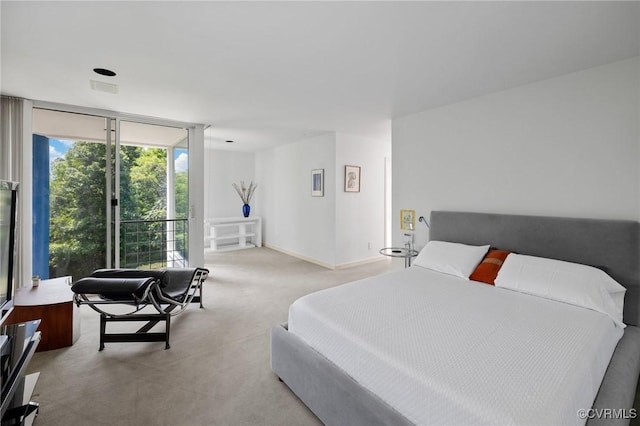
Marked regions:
[90,80,119,94]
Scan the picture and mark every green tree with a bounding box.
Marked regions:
[174,170,189,257]
[130,148,167,221]
[49,142,107,279]
[49,142,188,276]
[118,145,142,220]
[175,171,188,219]
[121,147,168,267]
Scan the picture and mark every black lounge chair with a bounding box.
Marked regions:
[71,267,209,350]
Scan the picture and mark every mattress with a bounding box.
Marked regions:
[288,267,624,425]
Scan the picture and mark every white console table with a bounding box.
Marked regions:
[205,217,262,251]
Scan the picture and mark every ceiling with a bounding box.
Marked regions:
[1,1,638,152]
[32,109,188,147]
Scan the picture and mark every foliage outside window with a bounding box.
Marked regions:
[49,142,188,279]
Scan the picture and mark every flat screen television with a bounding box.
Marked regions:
[0,181,18,315]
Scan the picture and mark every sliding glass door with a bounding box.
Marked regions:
[32,109,189,281]
[32,109,109,280]
[116,120,189,269]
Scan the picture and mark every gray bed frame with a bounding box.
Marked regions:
[271,211,640,425]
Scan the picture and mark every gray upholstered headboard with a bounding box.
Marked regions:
[429,211,640,326]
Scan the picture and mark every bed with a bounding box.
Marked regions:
[270,211,640,425]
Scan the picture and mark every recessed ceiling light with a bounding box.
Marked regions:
[225,140,234,143]
[93,68,116,77]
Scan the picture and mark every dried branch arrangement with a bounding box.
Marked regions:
[232,181,258,204]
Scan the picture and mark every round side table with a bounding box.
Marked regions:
[379,247,419,268]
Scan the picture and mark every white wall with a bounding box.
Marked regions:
[335,133,390,266]
[392,57,640,249]
[19,100,33,286]
[203,148,255,219]
[255,132,391,268]
[255,133,337,267]
[188,124,205,267]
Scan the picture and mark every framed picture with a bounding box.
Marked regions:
[400,209,415,231]
[344,165,361,192]
[311,169,324,197]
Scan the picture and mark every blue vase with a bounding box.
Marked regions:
[242,204,250,218]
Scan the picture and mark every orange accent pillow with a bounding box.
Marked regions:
[469,249,511,285]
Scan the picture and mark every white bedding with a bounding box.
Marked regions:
[288,267,624,425]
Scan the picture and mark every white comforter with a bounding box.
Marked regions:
[288,267,624,425]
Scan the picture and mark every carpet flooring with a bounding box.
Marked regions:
[26,247,394,425]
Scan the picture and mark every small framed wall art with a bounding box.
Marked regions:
[400,209,415,231]
[344,165,361,193]
[311,169,324,197]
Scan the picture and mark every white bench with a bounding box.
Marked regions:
[204,217,262,251]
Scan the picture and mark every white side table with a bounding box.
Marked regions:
[204,217,262,251]
[379,247,419,268]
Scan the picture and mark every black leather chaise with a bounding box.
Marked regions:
[71,267,209,350]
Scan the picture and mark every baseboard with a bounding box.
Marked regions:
[334,256,387,270]
[264,243,386,270]
[264,243,335,269]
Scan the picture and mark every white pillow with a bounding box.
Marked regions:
[413,240,490,279]
[495,254,626,328]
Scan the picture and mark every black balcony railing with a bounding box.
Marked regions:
[120,218,188,269]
